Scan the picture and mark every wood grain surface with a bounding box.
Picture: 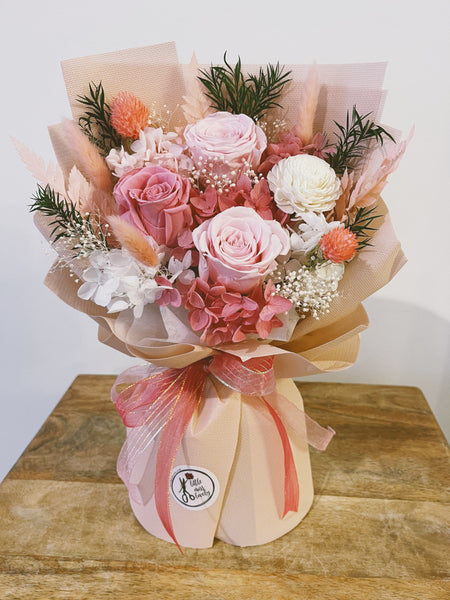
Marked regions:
[1,376,449,599]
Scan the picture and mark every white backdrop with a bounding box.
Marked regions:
[1,0,449,483]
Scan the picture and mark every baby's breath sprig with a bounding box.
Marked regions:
[30,185,110,256]
[188,154,239,193]
[327,107,395,176]
[274,263,341,319]
[77,82,122,155]
[188,155,262,194]
[198,53,292,122]
[146,101,180,133]
[255,115,287,143]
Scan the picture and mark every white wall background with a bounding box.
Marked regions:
[1,0,449,482]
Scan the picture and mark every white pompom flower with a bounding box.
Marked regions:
[267,154,341,215]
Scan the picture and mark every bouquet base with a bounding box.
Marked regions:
[126,378,314,548]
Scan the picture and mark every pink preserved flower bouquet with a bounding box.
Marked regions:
[17,44,408,549]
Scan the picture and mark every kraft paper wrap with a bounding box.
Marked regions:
[39,44,406,547]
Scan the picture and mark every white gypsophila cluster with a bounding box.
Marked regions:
[267,154,341,215]
[290,212,341,254]
[166,251,195,285]
[255,116,287,144]
[275,261,345,319]
[106,127,193,178]
[77,248,168,319]
[188,155,261,194]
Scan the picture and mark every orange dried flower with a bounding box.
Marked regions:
[110,92,149,139]
[319,227,358,263]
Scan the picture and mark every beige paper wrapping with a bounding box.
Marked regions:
[129,378,312,548]
[38,44,406,547]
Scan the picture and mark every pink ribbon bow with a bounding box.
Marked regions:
[112,353,334,550]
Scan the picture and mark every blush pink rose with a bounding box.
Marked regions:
[184,112,267,177]
[191,206,290,293]
[113,165,192,247]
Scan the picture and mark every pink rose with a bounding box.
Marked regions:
[184,112,267,178]
[113,165,192,247]
[192,206,290,293]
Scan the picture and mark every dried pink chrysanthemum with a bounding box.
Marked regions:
[110,92,149,139]
[320,227,358,263]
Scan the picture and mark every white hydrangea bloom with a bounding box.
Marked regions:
[290,212,341,254]
[131,127,194,173]
[114,275,160,319]
[77,249,163,318]
[315,261,345,290]
[106,147,143,178]
[167,250,195,285]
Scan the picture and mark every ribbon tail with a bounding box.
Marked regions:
[264,391,335,451]
[113,365,178,498]
[154,363,207,551]
[262,398,299,517]
[111,364,164,402]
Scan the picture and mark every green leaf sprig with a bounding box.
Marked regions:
[30,185,110,255]
[348,205,381,250]
[198,53,292,122]
[328,107,394,176]
[76,82,122,155]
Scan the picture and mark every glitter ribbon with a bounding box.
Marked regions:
[112,353,334,549]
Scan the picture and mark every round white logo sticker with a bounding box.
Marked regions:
[170,465,219,511]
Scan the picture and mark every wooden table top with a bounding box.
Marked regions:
[0,376,448,599]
